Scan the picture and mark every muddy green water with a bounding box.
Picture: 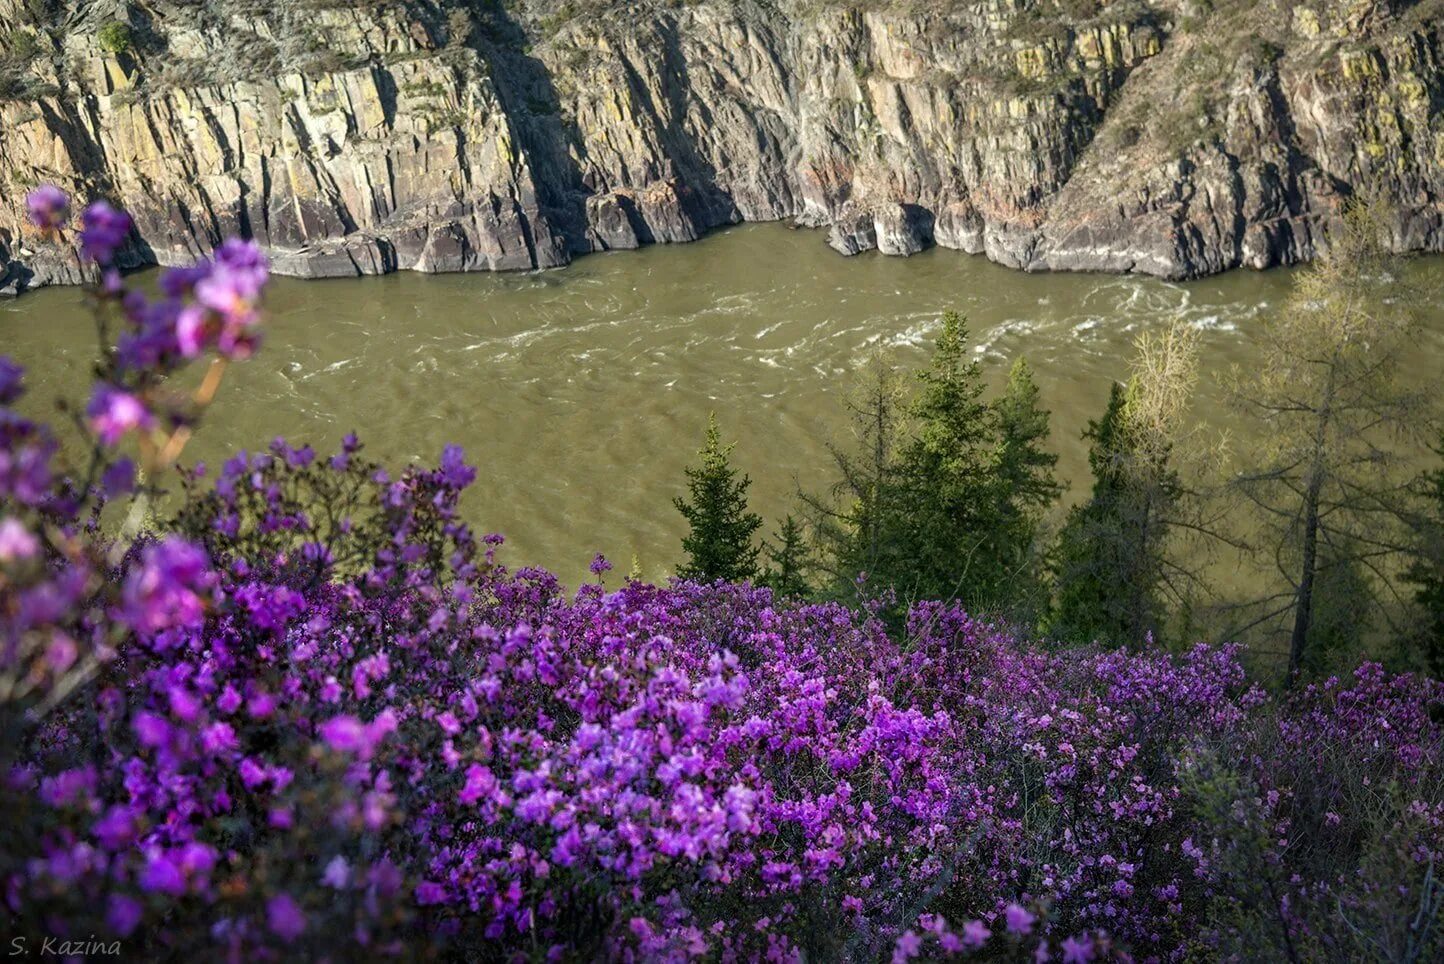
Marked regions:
[3,224,1442,587]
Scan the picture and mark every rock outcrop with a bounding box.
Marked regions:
[1,0,1442,292]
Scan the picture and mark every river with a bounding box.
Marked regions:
[3,224,1442,588]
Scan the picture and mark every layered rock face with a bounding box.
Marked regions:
[1,0,1442,293]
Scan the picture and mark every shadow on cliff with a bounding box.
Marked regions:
[467,2,595,255]
[628,14,741,231]
[466,1,753,254]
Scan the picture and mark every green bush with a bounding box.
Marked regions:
[97,21,132,56]
[2,31,39,65]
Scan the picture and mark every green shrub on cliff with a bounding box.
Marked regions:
[1,30,39,65]
[97,21,132,56]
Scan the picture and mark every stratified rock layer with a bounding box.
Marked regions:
[2,0,1442,292]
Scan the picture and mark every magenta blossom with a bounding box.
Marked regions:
[86,384,152,445]
[25,185,70,232]
[0,517,39,563]
[318,712,395,760]
[961,919,991,949]
[1061,935,1095,963]
[0,355,24,404]
[101,458,136,497]
[267,894,307,942]
[1005,903,1037,936]
[121,538,214,636]
[79,200,133,265]
[192,239,270,359]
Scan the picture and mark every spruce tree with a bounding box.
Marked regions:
[759,515,812,599]
[1052,380,1180,648]
[801,349,908,599]
[887,311,1010,608]
[674,414,762,582]
[993,357,1061,610]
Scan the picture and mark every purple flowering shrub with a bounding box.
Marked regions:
[3,189,1444,961]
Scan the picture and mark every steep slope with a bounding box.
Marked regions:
[1,0,1441,293]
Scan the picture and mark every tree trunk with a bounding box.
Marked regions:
[1288,355,1336,688]
[1287,473,1323,686]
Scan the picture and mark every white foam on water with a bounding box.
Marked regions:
[975,319,1040,354]
[1189,315,1237,332]
[882,320,935,350]
[298,358,358,381]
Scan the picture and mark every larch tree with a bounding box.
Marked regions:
[802,347,909,597]
[1230,200,1427,684]
[1405,434,1444,677]
[992,356,1062,616]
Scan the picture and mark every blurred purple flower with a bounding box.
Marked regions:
[106,894,143,937]
[121,537,213,636]
[438,443,476,489]
[0,516,39,562]
[0,355,24,404]
[25,185,70,232]
[86,384,152,445]
[962,919,991,949]
[1005,903,1036,936]
[102,458,136,498]
[267,894,307,942]
[1061,935,1095,963]
[79,200,133,265]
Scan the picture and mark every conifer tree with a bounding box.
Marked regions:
[993,357,1062,611]
[1231,201,1426,683]
[1052,380,1186,648]
[887,311,1010,608]
[674,414,762,582]
[802,349,908,597]
[759,515,812,599]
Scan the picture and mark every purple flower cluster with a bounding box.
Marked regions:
[118,230,270,369]
[2,192,1442,961]
[24,185,70,233]
[20,188,272,452]
[78,200,133,265]
[86,384,152,446]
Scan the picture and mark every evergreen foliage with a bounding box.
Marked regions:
[97,21,131,56]
[883,311,1001,606]
[882,311,1055,611]
[803,349,908,599]
[674,414,762,582]
[1051,380,1181,647]
[806,316,1058,617]
[759,514,812,599]
[992,356,1062,612]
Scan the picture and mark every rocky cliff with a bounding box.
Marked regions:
[1,0,1442,293]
